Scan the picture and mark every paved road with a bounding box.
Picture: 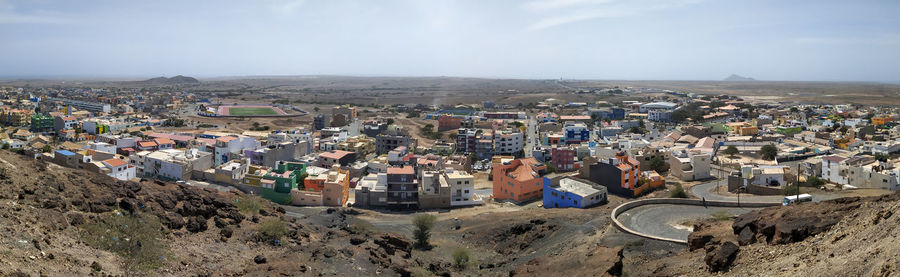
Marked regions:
[524,118,537,157]
[691,164,837,204]
[616,204,759,240]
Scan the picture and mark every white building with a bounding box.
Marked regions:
[493,129,524,156]
[669,149,712,181]
[141,149,214,181]
[213,135,259,166]
[822,155,848,185]
[85,141,117,154]
[443,169,482,206]
[101,158,136,181]
[640,102,678,122]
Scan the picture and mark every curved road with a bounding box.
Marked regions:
[617,168,779,242]
[617,164,842,242]
[616,204,759,240]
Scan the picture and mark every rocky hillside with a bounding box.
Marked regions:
[140,75,200,85]
[645,193,900,275]
[0,150,421,276]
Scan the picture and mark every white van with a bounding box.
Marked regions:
[783,194,813,205]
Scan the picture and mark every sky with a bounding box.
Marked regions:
[1,0,899,82]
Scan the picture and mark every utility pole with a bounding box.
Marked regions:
[796,163,801,204]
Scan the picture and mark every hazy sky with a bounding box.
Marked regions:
[1,0,899,81]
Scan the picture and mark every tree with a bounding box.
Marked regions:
[313,107,320,112]
[386,118,395,125]
[760,144,778,160]
[670,183,688,198]
[839,126,848,135]
[544,162,557,173]
[648,156,667,172]
[628,126,645,134]
[42,144,52,153]
[805,176,825,188]
[1,143,8,150]
[723,145,739,157]
[452,248,470,269]
[412,214,437,249]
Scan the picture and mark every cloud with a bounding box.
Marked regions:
[793,34,900,46]
[0,0,69,24]
[522,0,615,12]
[524,0,704,31]
[269,0,306,15]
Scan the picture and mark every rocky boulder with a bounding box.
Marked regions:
[705,241,739,272]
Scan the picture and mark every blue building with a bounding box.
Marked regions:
[588,108,626,120]
[563,122,590,145]
[542,177,607,209]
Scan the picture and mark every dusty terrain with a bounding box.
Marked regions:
[635,193,900,276]
[0,150,438,276]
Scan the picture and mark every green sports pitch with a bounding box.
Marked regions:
[227,107,279,116]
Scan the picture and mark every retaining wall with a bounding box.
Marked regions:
[610,198,779,244]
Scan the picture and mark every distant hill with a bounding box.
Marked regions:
[723,74,756,82]
[141,75,200,84]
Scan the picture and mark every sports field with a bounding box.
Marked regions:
[228,107,279,116]
[214,105,289,117]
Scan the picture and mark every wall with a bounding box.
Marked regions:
[610,198,779,244]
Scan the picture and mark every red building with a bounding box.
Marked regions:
[551,147,576,172]
[437,114,462,131]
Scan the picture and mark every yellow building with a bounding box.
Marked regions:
[242,165,268,187]
[337,135,375,156]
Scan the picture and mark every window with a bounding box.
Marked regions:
[464,190,469,193]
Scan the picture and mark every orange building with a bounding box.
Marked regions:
[872,116,892,126]
[299,165,351,206]
[580,152,658,197]
[491,156,546,203]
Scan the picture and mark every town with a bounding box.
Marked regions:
[1,77,900,275]
[2,82,897,212]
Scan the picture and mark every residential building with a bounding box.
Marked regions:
[213,135,259,166]
[386,166,418,209]
[456,128,481,153]
[53,116,78,132]
[48,97,111,113]
[444,169,480,206]
[30,113,54,132]
[260,161,307,204]
[337,135,375,156]
[669,149,712,181]
[491,157,546,203]
[563,122,590,145]
[142,148,214,181]
[493,129,524,156]
[550,146,576,172]
[354,173,388,208]
[822,155,848,185]
[100,158,136,181]
[375,131,415,154]
[437,114,462,131]
[214,159,249,185]
[580,152,659,197]
[418,170,451,209]
[641,102,678,122]
[542,177,607,208]
[296,165,350,206]
[318,150,357,167]
[313,114,330,130]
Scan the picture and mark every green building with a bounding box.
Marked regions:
[260,161,308,204]
[30,113,53,132]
